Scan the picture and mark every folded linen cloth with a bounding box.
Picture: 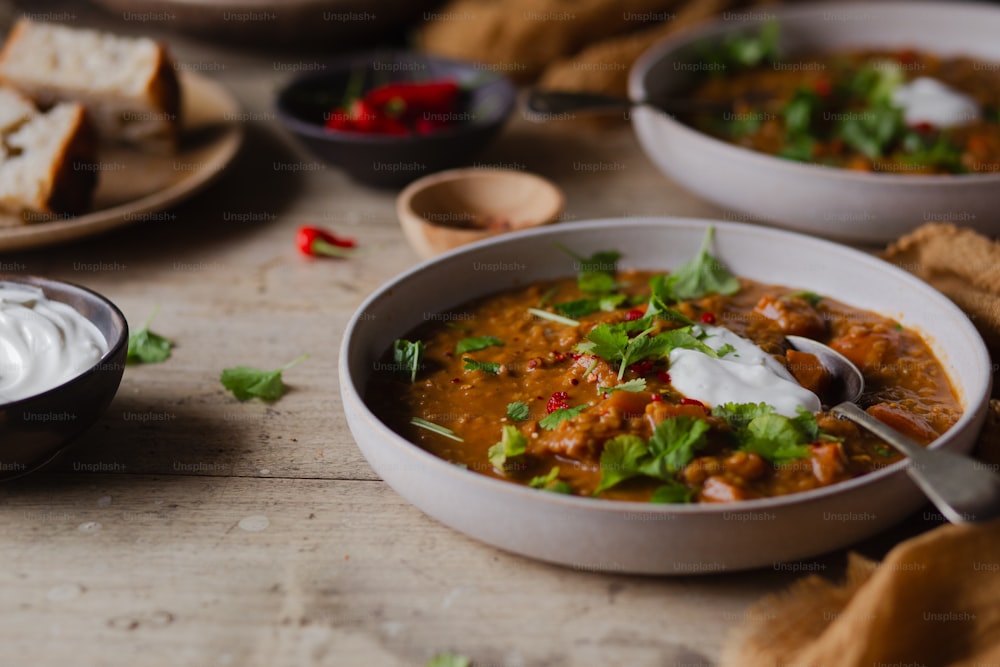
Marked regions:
[719,223,1000,667]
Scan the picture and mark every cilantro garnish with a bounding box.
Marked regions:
[837,98,905,160]
[646,227,740,305]
[701,20,780,70]
[595,416,710,493]
[127,307,174,364]
[556,245,621,296]
[554,294,627,318]
[539,405,587,430]
[506,401,530,422]
[598,378,647,395]
[392,339,424,383]
[529,466,572,494]
[786,291,823,307]
[576,320,719,381]
[220,353,309,402]
[713,402,823,464]
[426,653,471,667]
[462,357,501,374]
[455,336,504,354]
[488,425,527,469]
[527,307,580,327]
[595,434,648,493]
[411,417,464,442]
[650,481,694,504]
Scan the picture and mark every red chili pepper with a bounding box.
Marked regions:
[365,80,460,112]
[812,76,832,97]
[546,391,570,414]
[699,312,717,324]
[680,398,708,411]
[624,308,646,322]
[628,359,656,376]
[295,225,356,258]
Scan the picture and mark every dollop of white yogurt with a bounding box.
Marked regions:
[0,284,107,404]
[667,325,820,418]
[891,77,980,128]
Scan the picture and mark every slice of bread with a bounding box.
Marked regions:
[0,87,97,221]
[0,19,181,153]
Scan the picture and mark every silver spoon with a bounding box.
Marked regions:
[787,335,1000,524]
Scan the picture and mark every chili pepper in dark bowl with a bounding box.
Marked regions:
[275,51,516,187]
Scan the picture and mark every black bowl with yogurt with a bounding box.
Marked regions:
[0,276,127,479]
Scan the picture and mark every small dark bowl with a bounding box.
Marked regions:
[0,276,128,480]
[275,51,517,188]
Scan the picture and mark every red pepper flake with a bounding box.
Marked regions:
[656,370,672,384]
[450,377,461,384]
[699,312,716,325]
[628,359,656,376]
[913,121,936,134]
[570,378,579,386]
[546,391,570,414]
[624,308,645,322]
[552,351,566,362]
[650,394,663,403]
[295,225,356,259]
[812,76,832,97]
[680,398,708,411]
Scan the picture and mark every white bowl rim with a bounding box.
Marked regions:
[340,216,992,516]
[627,0,1000,186]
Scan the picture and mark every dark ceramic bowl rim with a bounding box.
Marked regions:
[0,274,128,408]
[274,51,517,145]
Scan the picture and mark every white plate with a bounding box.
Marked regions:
[340,218,991,574]
[0,71,243,252]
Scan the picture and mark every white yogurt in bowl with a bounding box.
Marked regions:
[0,283,108,404]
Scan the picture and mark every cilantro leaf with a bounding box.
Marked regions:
[527,307,580,327]
[598,378,647,395]
[488,425,528,470]
[392,339,424,383]
[556,245,621,296]
[838,99,905,160]
[529,466,572,494]
[554,294,627,318]
[426,653,471,667]
[595,434,649,493]
[712,402,774,429]
[575,322,630,363]
[741,413,812,463]
[701,20,780,71]
[539,404,587,430]
[506,401,530,422]
[127,307,174,364]
[650,481,694,504]
[411,417,464,442]
[657,327,717,356]
[462,357,501,374]
[662,227,740,301]
[640,415,711,479]
[786,291,823,307]
[220,353,308,402]
[455,336,504,354]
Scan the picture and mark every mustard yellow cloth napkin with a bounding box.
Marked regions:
[720,223,1000,666]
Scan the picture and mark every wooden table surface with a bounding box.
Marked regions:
[0,4,948,666]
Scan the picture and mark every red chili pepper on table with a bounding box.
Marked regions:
[295,225,356,259]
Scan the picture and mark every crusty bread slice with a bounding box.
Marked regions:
[0,88,97,220]
[0,19,180,153]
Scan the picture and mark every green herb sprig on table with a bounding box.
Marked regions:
[220,353,309,402]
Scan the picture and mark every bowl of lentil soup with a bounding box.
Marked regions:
[627,1,1000,243]
[340,218,990,573]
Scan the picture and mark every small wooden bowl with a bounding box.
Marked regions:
[396,168,564,259]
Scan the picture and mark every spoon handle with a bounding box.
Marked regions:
[833,402,1000,524]
[525,89,634,116]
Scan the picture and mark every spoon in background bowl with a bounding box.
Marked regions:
[524,88,772,119]
[787,335,1000,525]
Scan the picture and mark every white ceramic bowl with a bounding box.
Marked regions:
[340,218,991,573]
[628,1,1000,244]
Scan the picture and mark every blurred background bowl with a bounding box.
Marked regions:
[276,51,517,188]
[396,168,564,258]
[0,276,128,480]
[628,1,1000,244]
